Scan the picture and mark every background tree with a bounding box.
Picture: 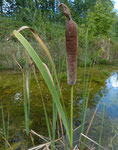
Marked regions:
[86,0,116,37]
[0,0,3,14]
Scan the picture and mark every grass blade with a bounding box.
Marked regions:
[42,100,52,148]
[1,103,6,139]
[98,103,105,150]
[17,26,58,85]
[6,112,9,141]
[24,70,29,136]
[52,102,57,148]
[16,26,68,121]
[12,30,70,143]
[81,30,88,136]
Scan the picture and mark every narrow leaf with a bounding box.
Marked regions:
[13,30,70,142]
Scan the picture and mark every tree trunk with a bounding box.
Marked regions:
[0,0,3,14]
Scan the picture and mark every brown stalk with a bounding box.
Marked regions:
[58,3,78,85]
[58,113,66,150]
[0,132,13,150]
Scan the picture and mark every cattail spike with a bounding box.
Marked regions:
[59,3,78,85]
[58,3,72,21]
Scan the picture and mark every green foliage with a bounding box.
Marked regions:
[112,17,118,40]
[98,103,105,150]
[72,0,97,24]
[86,0,116,37]
[0,0,118,70]
[1,104,9,148]
[13,29,71,143]
[2,0,115,27]
[0,16,23,41]
[99,59,108,65]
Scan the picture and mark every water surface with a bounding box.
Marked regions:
[84,71,118,149]
[0,66,118,149]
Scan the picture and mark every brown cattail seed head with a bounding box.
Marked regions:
[58,3,72,21]
[59,3,78,86]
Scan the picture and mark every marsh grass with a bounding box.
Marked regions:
[8,24,107,150]
[79,29,104,150]
[1,103,10,148]
[24,60,31,137]
[98,103,105,150]
[10,26,71,148]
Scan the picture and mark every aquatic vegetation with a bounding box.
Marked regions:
[98,103,105,150]
[58,3,78,86]
[58,3,78,149]
[1,103,10,148]
[7,22,105,150]
[0,67,118,149]
[1,2,117,149]
[9,26,71,149]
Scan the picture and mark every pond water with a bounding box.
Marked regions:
[83,71,118,150]
[0,66,118,150]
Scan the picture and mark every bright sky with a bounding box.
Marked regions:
[114,0,118,10]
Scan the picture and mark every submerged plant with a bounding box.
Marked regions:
[59,3,78,149]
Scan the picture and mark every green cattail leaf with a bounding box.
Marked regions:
[17,26,58,85]
[12,30,70,142]
[15,26,68,126]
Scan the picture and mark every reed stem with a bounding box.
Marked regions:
[98,103,105,150]
[70,85,73,149]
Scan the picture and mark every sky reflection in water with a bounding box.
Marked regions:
[85,72,118,149]
[98,72,118,118]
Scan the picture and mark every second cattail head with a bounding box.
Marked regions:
[59,3,78,86]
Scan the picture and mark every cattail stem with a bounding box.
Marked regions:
[70,85,73,149]
[58,3,78,149]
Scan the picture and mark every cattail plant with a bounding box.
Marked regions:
[59,3,78,149]
[58,3,78,86]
